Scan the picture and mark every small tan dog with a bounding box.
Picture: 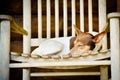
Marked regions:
[69,25,106,56]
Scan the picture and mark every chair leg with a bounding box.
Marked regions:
[23,68,30,80]
[100,66,108,80]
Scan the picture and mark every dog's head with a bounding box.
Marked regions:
[69,25,106,56]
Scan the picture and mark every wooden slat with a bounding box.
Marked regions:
[23,0,31,54]
[98,1,108,80]
[98,0,106,32]
[46,0,51,38]
[98,0,107,50]
[38,0,42,39]
[88,0,93,32]
[55,0,59,37]
[63,0,67,37]
[80,0,84,31]
[31,72,100,77]
[11,51,110,63]
[10,61,111,68]
[1,20,10,80]
[71,0,76,36]
[23,0,31,80]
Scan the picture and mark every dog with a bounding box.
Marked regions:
[69,25,106,56]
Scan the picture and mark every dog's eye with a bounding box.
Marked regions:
[77,44,85,47]
[77,44,86,49]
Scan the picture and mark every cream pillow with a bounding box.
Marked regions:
[31,39,64,56]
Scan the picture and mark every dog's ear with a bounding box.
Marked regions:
[92,31,106,43]
[73,25,83,36]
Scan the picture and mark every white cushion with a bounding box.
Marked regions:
[51,37,72,55]
[31,39,64,56]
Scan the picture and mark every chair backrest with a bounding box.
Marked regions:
[23,0,107,54]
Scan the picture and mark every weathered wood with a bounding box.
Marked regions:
[23,0,31,54]
[10,61,111,68]
[30,72,100,77]
[63,0,67,37]
[80,0,84,31]
[98,1,109,80]
[9,0,114,80]
[23,69,30,80]
[10,51,110,63]
[108,12,120,80]
[0,19,10,80]
[46,0,51,38]
[38,0,42,39]
[98,0,107,50]
[55,0,59,37]
[71,0,76,36]
[100,66,108,80]
[23,0,31,80]
[88,0,93,32]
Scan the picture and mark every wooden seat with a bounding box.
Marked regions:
[0,0,120,80]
